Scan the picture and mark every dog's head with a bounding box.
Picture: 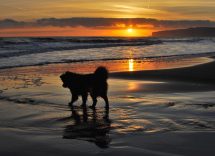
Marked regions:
[60,71,73,88]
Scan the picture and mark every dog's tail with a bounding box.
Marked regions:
[94,66,108,81]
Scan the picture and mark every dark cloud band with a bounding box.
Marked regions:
[1,18,215,29]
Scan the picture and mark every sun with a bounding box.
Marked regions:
[127,28,133,33]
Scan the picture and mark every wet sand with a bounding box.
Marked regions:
[0,57,215,156]
[111,57,215,83]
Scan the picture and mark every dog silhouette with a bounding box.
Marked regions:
[60,67,109,108]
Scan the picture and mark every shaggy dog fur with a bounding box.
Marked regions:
[60,67,109,108]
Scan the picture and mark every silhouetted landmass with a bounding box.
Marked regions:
[152,27,215,37]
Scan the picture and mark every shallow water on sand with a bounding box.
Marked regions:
[0,70,215,151]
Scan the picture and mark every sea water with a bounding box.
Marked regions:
[0,37,215,69]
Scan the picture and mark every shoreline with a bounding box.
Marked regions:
[0,56,212,74]
[0,51,215,70]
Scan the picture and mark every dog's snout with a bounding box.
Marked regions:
[62,83,67,88]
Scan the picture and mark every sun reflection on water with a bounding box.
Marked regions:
[128,81,139,91]
[128,59,134,71]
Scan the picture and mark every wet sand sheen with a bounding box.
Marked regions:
[0,57,212,75]
[0,57,215,156]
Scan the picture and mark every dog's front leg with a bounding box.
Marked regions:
[69,93,78,106]
[90,96,97,109]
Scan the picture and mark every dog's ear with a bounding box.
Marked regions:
[60,71,68,78]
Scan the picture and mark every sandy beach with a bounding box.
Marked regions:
[0,57,215,156]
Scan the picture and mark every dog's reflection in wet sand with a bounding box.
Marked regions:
[63,107,111,148]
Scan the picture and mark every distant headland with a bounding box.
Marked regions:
[152,27,215,37]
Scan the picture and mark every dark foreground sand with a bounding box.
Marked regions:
[0,57,215,156]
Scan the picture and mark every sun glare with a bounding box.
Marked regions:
[127,28,133,33]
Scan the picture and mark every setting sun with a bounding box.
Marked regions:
[125,28,138,36]
[127,28,133,33]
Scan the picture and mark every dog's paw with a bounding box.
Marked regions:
[68,102,73,106]
[89,105,96,109]
[81,104,87,108]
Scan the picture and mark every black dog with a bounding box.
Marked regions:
[60,67,109,108]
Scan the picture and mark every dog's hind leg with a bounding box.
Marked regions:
[69,94,78,106]
[102,95,109,109]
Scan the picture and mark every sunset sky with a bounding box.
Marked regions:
[0,0,215,37]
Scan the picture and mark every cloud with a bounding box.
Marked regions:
[0,19,28,28]
[1,17,215,29]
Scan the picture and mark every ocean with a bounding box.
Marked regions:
[0,37,215,69]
